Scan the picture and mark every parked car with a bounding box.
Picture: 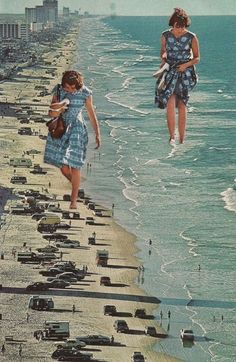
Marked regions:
[76,335,111,345]
[32,213,45,221]
[131,351,145,362]
[52,348,92,360]
[100,276,111,286]
[134,308,147,318]
[113,320,129,333]
[26,282,49,291]
[85,217,95,225]
[47,280,70,289]
[37,245,59,253]
[93,210,102,217]
[39,268,64,277]
[55,240,80,248]
[10,175,27,184]
[180,329,194,341]
[26,149,41,155]
[47,273,78,283]
[56,222,71,230]
[144,326,156,336]
[30,167,47,175]
[43,233,68,241]
[56,339,86,349]
[104,305,117,315]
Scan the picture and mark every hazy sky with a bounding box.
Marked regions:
[0,0,236,15]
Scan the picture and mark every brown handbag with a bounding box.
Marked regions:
[46,114,66,139]
[46,84,67,139]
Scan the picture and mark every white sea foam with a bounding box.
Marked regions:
[221,188,236,213]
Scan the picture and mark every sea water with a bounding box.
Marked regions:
[74,16,236,362]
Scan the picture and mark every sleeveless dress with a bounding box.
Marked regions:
[44,85,91,169]
[155,29,198,109]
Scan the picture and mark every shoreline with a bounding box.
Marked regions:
[0,22,181,362]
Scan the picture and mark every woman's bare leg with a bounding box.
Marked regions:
[60,165,72,182]
[178,100,187,143]
[70,168,81,209]
[166,94,176,141]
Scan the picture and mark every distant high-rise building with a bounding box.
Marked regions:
[43,0,58,23]
[25,8,36,24]
[63,7,70,17]
[0,23,29,41]
[35,6,45,23]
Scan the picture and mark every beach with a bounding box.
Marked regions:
[0,21,181,362]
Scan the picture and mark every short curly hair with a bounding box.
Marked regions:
[61,70,83,90]
[169,8,191,28]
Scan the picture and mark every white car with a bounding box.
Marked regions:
[180,329,194,341]
[56,338,86,349]
[47,272,78,283]
[55,240,80,248]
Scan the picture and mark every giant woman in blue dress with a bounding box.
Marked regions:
[44,70,101,209]
[155,8,200,144]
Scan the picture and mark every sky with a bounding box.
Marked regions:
[0,0,236,15]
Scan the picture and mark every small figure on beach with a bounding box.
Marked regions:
[154,8,200,144]
[168,310,171,319]
[1,343,6,354]
[160,310,163,320]
[221,315,224,322]
[60,251,63,261]
[148,239,152,246]
[19,344,22,357]
[213,315,216,322]
[92,231,96,240]
[111,335,114,344]
[26,312,30,322]
[44,70,101,209]
[198,264,201,271]
[112,203,115,217]
[72,304,75,313]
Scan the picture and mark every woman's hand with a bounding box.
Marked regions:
[176,63,188,72]
[95,134,101,149]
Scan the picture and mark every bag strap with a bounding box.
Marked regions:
[56,84,61,102]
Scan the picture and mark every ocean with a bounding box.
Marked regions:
[74,15,236,362]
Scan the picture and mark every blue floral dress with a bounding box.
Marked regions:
[44,85,91,169]
[155,29,198,109]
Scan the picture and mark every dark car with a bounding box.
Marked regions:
[56,222,71,230]
[100,276,111,286]
[47,279,70,289]
[39,267,64,277]
[131,352,145,362]
[37,245,59,253]
[144,326,156,336]
[113,320,129,333]
[26,282,49,291]
[10,175,27,184]
[104,305,117,315]
[76,335,111,345]
[43,233,68,241]
[52,348,92,360]
[134,309,147,318]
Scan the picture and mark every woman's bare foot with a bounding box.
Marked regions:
[69,202,77,209]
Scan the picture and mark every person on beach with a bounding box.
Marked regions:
[44,70,101,209]
[154,8,200,144]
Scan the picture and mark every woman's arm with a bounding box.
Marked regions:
[177,35,200,72]
[85,95,101,149]
[160,35,167,67]
[48,95,68,117]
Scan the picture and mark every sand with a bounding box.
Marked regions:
[0,25,181,362]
